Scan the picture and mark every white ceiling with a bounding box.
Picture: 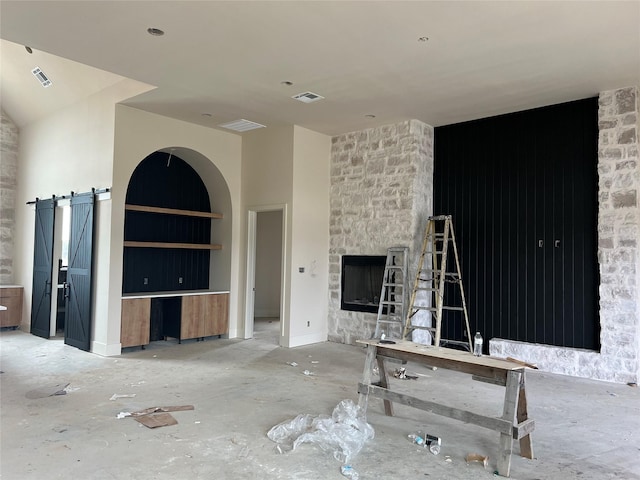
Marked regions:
[1,1,639,136]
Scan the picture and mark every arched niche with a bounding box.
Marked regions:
[123,147,232,294]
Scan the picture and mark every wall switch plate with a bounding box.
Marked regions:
[143,277,148,285]
[178,277,183,284]
[299,267,305,273]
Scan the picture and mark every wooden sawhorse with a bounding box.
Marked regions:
[356,339,535,477]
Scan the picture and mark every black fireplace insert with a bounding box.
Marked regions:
[341,255,386,313]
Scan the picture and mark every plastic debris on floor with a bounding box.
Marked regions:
[267,399,374,463]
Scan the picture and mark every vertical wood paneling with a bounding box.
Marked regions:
[435,98,599,350]
[65,192,95,351]
[30,198,55,338]
[123,153,211,293]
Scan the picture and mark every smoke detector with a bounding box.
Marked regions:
[218,119,266,132]
[292,92,324,103]
[32,67,52,88]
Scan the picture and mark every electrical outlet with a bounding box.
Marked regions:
[307,321,310,327]
[178,277,183,284]
[143,277,148,285]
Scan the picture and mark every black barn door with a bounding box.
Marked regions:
[64,192,95,351]
[30,198,55,338]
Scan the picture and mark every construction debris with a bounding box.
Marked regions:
[393,367,418,380]
[465,453,489,468]
[110,393,136,401]
[267,399,374,463]
[120,405,195,429]
[25,383,70,399]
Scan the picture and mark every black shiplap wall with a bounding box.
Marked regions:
[434,98,600,350]
[123,152,211,293]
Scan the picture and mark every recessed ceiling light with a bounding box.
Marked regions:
[365,114,376,119]
[281,81,294,86]
[219,119,266,132]
[25,46,33,54]
[147,27,165,36]
[418,36,429,42]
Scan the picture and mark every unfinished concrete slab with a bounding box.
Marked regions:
[1,328,638,479]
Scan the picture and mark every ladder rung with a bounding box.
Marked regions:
[411,305,465,312]
[381,301,403,306]
[415,287,438,291]
[377,319,404,324]
[406,325,436,332]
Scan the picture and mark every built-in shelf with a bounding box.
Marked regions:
[124,241,222,250]
[125,204,223,219]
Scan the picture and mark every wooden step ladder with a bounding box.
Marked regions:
[374,246,409,339]
[403,215,473,350]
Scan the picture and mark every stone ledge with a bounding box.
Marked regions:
[490,338,638,384]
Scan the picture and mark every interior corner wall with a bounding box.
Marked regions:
[288,125,331,347]
[11,79,150,351]
[241,126,294,343]
[0,110,19,284]
[491,85,640,384]
[111,105,242,352]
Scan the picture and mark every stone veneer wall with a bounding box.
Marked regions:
[0,110,18,284]
[491,86,640,384]
[328,120,433,344]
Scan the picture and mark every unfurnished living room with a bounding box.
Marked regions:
[0,2,639,479]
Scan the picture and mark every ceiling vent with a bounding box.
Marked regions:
[292,92,324,103]
[218,119,266,132]
[32,67,52,88]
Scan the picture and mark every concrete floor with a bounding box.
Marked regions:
[1,319,639,480]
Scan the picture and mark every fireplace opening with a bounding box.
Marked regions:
[341,255,386,313]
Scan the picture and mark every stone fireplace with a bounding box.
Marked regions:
[327,87,640,384]
[328,120,433,344]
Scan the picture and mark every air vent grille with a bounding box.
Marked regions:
[32,67,52,88]
[292,92,325,103]
[218,119,266,132]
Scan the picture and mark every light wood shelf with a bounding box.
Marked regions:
[124,241,222,250]
[125,204,223,219]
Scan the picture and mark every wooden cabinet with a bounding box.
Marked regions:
[120,292,229,348]
[180,293,229,340]
[121,298,151,348]
[0,286,23,328]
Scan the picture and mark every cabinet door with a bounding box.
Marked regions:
[180,295,204,340]
[0,287,23,328]
[203,293,229,337]
[121,298,151,347]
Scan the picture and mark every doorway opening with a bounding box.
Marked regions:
[245,206,285,345]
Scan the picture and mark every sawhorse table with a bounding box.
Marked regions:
[356,339,535,477]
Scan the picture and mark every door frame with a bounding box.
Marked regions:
[244,205,287,343]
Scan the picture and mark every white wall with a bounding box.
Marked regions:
[241,126,294,343]
[13,79,152,342]
[288,126,330,346]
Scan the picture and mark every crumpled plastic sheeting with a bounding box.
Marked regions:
[267,399,375,463]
